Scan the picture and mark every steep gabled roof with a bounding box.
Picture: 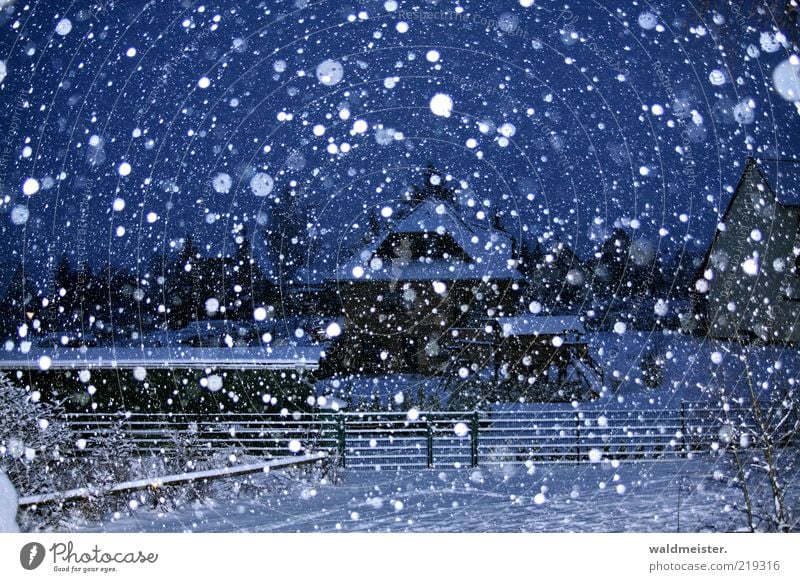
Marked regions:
[691,158,800,326]
[335,199,522,282]
[696,159,777,282]
[760,158,800,207]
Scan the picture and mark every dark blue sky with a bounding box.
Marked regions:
[1,0,798,291]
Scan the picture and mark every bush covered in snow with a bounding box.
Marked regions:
[0,374,161,528]
[0,372,77,497]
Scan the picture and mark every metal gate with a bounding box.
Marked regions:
[66,404,766,470]
[341,412,476,469]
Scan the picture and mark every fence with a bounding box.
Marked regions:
[17,453,327,507]
[65,403,771,470]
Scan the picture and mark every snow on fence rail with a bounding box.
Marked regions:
[0,346,323,371]
[63,404,768,470]
[17,452,328,507]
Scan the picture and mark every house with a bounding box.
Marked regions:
[321,173,524,375]
[694,158,800,343]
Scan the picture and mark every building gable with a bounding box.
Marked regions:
[696,159,800,343]
[336,199,521,283]
[375,231,473,263]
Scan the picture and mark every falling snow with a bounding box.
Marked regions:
[249,172,274,197]
[0,0,798,541]
[212,173,232,194]
[429,93,454,117]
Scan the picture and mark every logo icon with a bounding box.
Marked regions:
[20,542,46,570]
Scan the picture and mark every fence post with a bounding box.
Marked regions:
[337,415,346,468]
[574,411,581,465]
[680,400,688,458]
[470,411,479,467]
[426,417,434,468]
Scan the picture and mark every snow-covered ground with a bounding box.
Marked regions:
[66,454,799,533]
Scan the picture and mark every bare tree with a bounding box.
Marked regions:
[718,345,798,531]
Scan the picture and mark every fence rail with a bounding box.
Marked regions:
[17,453,327,507]
[65,404,779,470]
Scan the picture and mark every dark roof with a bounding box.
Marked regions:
[695,158,799,284]
[758,158,800,207]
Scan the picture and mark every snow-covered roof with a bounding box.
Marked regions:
[315,373,445,404]
[0,346,322,370]
[336,199,522,282]
[496,315,586,337]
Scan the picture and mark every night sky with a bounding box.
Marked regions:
[1,0,798,292]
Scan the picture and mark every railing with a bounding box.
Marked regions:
[64,403,776,470]
[17,453,327,507]
[66,411,337,457]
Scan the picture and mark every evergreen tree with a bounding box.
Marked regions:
[228,225,274,319]
[592,227,632,296]
[0,263,37,336]
[517,238,540,280]
[51,254,80,327]
[164,236,200,327]
[363,207,380,245]
[261,185,308,305]
[518,238,589,313]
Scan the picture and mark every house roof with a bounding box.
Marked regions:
[496,315,586,337]
[0,345,322,370]
[335,199,523,282]
[695,158,800,284]
[759,158,800,207]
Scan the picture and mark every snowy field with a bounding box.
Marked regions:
[66,455,799,533]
